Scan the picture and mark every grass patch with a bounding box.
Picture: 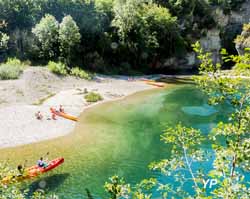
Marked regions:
[84,92,103,103]
[47,61,67,76]
[70,67,92,80]
[16,89,24,96]
[0,58,26,80]
[32,93,56,105]
[0,99,7,104]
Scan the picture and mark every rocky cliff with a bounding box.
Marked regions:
[168,0,250,70]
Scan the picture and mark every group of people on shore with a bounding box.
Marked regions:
[35,105,64,120]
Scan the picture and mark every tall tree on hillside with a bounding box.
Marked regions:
[0,21,9,51]
[59,15,81,66]
[32,14,59,60]
[112,0,183,68]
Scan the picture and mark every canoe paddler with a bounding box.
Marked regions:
[17,164,25,177]
[37,157,48,168]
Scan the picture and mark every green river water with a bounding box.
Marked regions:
[0,85,230,198]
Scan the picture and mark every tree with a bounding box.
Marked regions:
[112,0,183,68]
[191,41,250,198]
[32,14,59,60]
[0,33,9,50]
[59,15,81,66]
[0,21,9,51]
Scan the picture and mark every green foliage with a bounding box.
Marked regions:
[0,0,246,72]
[0,32,9,50]
[0,162,55,199]
[70,67,92,80]
[234,23,250,56]
[59,15,81,66]
[47,61,67,76]
[0,58,25,80]
[32,14,59,60]
[6,58,22,66]
[192,42,250,198]
[221,47,250,74]
[150,124,205,198]
[0,21,9,51]
[104,175,131,199]
[84,92,103,102]
[208,0,246,13]
[104,176,157,199]
[112,0,184,67]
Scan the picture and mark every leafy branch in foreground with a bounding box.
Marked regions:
[192,42,250,198]
[0,162,58,199]
[150,124,207,198]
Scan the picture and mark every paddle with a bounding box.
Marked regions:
[41,152,50,163]
[23,160,28,168]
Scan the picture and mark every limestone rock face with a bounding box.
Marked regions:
[213,8,229,27]
[200,29,221,51]
[199,0,250,61]
[235,24,250,55]
[159,0,250,71]
[230,0,250,24]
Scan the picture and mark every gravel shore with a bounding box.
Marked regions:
[0,67,156,148]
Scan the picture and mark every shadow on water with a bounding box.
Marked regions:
[85,188,94,199]
[28,173,70,195]
[159,77,195,85]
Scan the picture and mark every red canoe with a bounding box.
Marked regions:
[50,108,78,122]
[1,158,64,184]
[28,157,64,176]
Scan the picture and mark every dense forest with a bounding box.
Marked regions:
[0,0,247,74]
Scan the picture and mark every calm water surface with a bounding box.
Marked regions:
[0,85,229,198]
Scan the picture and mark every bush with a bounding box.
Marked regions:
[70,67,92,79]
[0,65,23,80]
[85,92,103,102]
[47,61,67,75]
[0,58,25,80]
[6,57,22,65]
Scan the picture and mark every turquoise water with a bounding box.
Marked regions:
[0,85,230,198]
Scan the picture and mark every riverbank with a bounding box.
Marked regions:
[0,67,167,148]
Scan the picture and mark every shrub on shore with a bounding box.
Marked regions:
[70,67,92,80]
[85,92,103,102]
[0,58,25,80]
[47,61,67,76]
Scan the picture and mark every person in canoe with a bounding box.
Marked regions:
[35,111,43,120]
[59,105,65,113]
[37,157,48,168]
[17,164,25,177]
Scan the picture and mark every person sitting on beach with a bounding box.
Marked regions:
[37,157,48,168]
[50,107,57,120]
[59,105,64,113]
[52,112,56,120]
[35,111,43,120]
